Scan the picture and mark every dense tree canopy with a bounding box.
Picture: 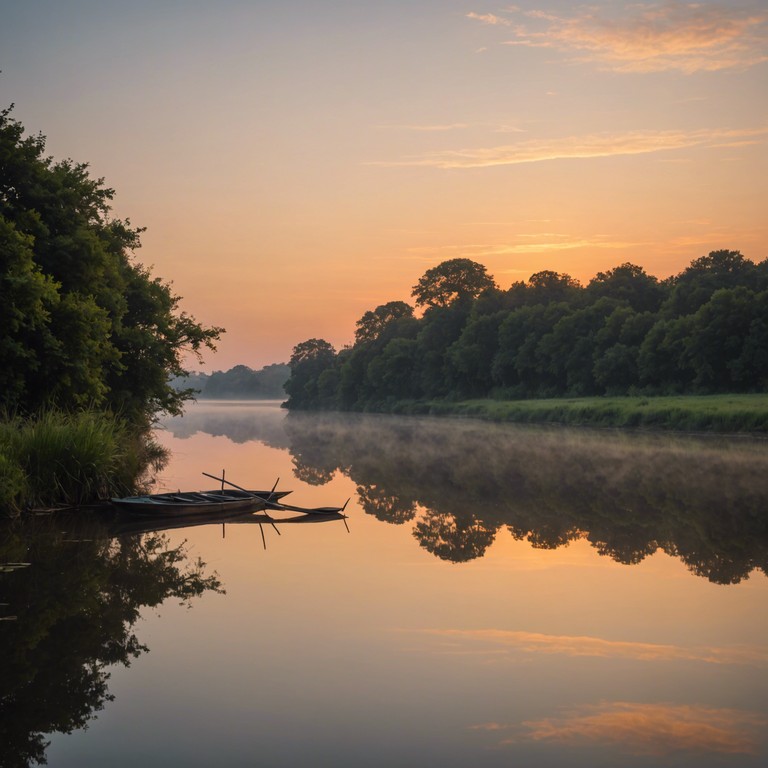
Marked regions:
[0,105,222,421]
[285,252,768,410]
[354,301,414,345]
[283,339,337,410]
[411,257,497,308]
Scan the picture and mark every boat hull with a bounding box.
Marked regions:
[110,489,289,516]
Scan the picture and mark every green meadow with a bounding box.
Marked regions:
[392,394,768,433]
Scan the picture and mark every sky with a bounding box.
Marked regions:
[1,0,767,370]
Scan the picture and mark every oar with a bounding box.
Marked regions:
[204,471,348,517]
[262,497,350,515]
[202,472,281,535]
[203,472,279,504]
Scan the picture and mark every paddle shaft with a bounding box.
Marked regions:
[202,472,277,501]
[201,472,281,535]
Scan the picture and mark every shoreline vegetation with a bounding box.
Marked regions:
[0,410,167,516]
[1,107,217,515]
[375,393,768,434]
[170,363,289,400]
[284,255,768,429]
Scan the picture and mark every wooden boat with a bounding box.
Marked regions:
[110,488,291,516]
[200,472,350,516]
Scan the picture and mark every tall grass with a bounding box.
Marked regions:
[0,409,167,515]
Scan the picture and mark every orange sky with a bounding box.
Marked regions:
[2,1,766,369]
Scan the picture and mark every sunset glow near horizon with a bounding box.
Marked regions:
[2,0,767,371]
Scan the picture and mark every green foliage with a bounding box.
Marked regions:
[411,257,496,308]
[587,262,665,313]
[284,251,768,415]
[0,409,166,513]
[354,301,414,344]
[284,338,338,409]
[390,394,768,432]
[446,311,506,397]
[0,105,222,422]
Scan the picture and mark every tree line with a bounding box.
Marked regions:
[170,363,289,399]
[285,251,768,410]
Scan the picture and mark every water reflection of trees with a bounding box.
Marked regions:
[284,412,768,583]
[0,515,222,767]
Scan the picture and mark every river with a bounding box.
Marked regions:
[2,400,767,767]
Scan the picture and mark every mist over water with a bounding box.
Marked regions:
[166,401,768,583]
[5,401,767,768]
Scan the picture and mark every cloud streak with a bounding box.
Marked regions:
[472,702,767,756]
[370,127,768,168]
[406,236,640,258]
[468,2,768,73]
[414,628,768,666]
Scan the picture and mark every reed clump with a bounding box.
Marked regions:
[0,409,167,515]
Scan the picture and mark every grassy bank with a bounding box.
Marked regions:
[0,410,167,516]
[387,394,768,433]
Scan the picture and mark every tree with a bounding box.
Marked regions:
[525,270,581,305]
[284,338,337,409]
[366,337,420,401]
[0,217,58,408]
[663,249,759,317]
[446,311,505,397]
[414,301,473,397]
[683,287,755,391]
[539,298,623,395]
[638,317,695,392]
[411,258,496,309]
[354,301,414,345]
[587,262,666,313]
[736,291,768,388]
[592,307,656,394]
[0,105,222,420]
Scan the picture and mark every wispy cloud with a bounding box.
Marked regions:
[472,702,768,756]
[468,2,768,73]
[406,236,640,258]
[412,628,768,666]
[369,127,768,168]
[384,123,469,132]
[379,122,525,133]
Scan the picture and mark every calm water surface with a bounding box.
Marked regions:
[3,400,768,767]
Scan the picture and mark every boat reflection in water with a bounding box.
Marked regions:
[6,401,765,768]
[0,512,222,766]
[0,502,347,765]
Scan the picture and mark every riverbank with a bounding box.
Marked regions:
[0,410,167,516]
[384,394,768,433]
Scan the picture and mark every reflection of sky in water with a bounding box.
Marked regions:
[159,398,290,446]
[44,402,768,767]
